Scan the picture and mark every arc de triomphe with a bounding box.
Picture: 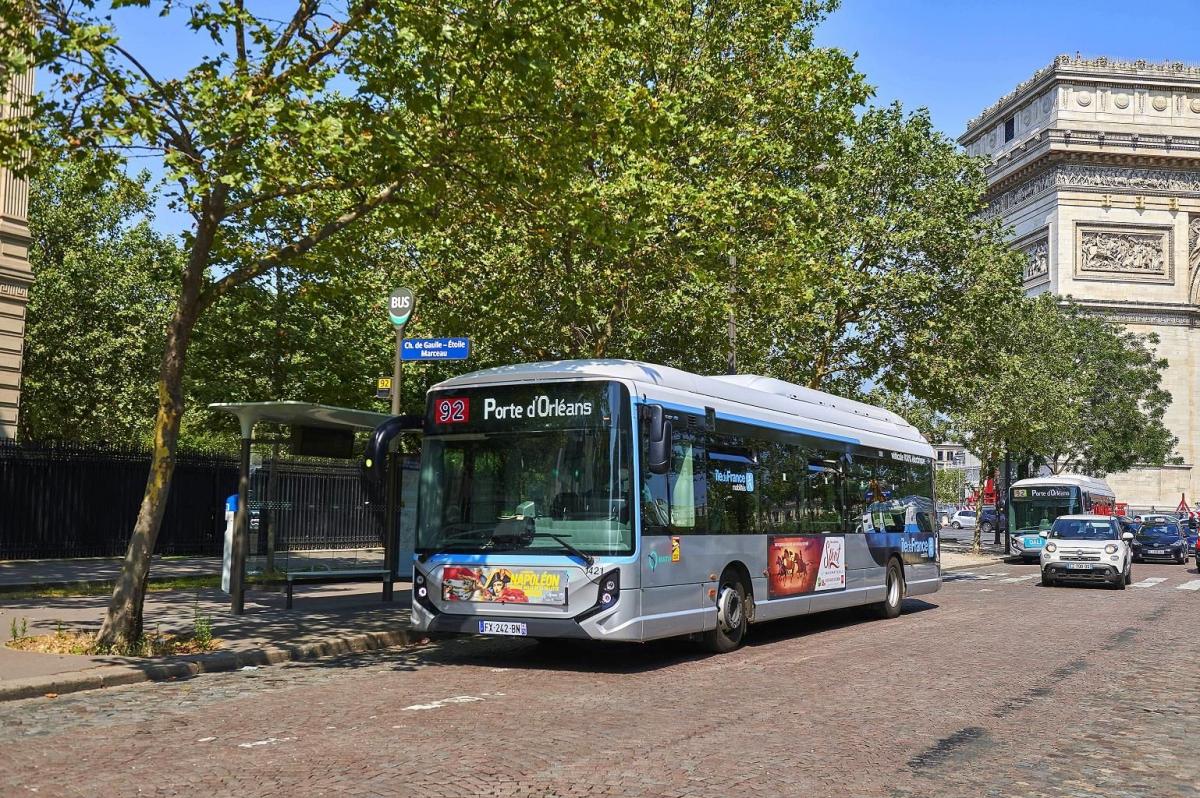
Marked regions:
[960,55,1200,510]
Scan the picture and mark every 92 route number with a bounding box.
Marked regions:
[435,397,469,424]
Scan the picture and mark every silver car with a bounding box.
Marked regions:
[948,510,976,530]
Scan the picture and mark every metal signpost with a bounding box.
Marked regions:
[384,288,415,601]
[388,288,415,416]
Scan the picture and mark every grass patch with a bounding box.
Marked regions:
[7,611,221,657]
[8,629,221,657]
[0,574,221,600]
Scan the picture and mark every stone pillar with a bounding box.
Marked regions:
[0,68,33,439]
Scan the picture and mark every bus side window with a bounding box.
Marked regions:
[641,425,706,534]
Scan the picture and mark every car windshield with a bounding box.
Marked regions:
[1050,519,1117,540]
[1137,524,1180,537]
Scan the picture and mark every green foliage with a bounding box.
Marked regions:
[192,600,213,649]
[407,0,866,374]
[935,468,967,507]
[20,156,179,443]
[948,295,1177,479]
[753,104,1025,406]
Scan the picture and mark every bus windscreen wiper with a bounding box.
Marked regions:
[417,528,494,562]
[526,532,594,567]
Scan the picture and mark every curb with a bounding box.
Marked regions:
[0,627,412,703]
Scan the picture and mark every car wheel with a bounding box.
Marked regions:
[1042,571,1056,587]
[702,570,748,653]
[980,521,993,535]
[951,521,961,530]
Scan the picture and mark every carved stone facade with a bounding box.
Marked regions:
[962,55,1200,509]
[1075,224,1172,283]
[0,69,33,439]
[1017,231,1050,285]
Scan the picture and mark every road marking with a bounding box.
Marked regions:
[401,692,505,711]
[999,574,1036,583]
[1131,577,1168,588]
[945,571,1012,582]
[238,737,295,749]
[1177,579,1200,591]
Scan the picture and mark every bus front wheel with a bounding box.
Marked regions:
[703,572,747,653]
[873,559,905,620]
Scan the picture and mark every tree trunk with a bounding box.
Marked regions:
[971,457,994,555]
[95,215,215,651]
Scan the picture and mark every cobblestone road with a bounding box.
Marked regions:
[2,560,1198,797]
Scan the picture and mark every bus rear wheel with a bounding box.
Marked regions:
[703,572,747,653]
[873,559,904,620]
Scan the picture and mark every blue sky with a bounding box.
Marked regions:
[816,0,1200,137]
[42,1,1200,233]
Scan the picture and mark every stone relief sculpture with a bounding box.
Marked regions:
[1077,229,1167,277]
[1021,237,1049,282]
[986,165,1200,219]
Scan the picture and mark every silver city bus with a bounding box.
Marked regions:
[410,360,940,652]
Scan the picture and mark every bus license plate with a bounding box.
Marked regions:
[478,621,527,636]
[1066,563,1092,570]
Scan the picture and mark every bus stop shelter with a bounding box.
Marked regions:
[210,401,404,614]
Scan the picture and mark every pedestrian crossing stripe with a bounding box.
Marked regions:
[945,572,1200,590]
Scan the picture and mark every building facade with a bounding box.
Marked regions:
[0,69,33,439]
[960,55,1200,509]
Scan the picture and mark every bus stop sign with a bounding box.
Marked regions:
[401,337,471,361]
[388,288,415,327]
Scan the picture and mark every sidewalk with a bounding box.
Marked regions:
[0,578,414,701]
[938,528,1016,571]
[0,556,220,588]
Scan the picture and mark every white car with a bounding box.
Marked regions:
[1040,514,1134,589]
[948,510,976,530]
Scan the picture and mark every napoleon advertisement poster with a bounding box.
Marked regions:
[767,535,847,599]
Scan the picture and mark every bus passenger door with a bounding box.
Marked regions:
[639,427,709,639]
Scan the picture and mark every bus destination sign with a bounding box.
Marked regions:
[1012,486,1073,500]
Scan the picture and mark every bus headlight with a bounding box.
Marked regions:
[575,570,620,621]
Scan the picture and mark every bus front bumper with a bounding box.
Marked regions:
[410,588,648,642]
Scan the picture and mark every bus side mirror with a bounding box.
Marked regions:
[644,404,672,475]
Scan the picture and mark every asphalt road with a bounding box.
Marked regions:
[3,559,1198,798]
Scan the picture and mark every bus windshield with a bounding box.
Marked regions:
[417,381,634,556]
[1010,485,1080,532]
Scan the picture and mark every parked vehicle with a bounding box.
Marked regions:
[948,510,976,530]
[1131,522,1190,564]
[978,507,1001,535]
[1040,515,1134,589]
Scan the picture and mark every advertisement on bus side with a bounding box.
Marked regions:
[441,566,568,605]
[767,535,847,599]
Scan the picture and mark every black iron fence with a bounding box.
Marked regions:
[247,456,386,554]
[0,440,238,560]
[0,440,392,561]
